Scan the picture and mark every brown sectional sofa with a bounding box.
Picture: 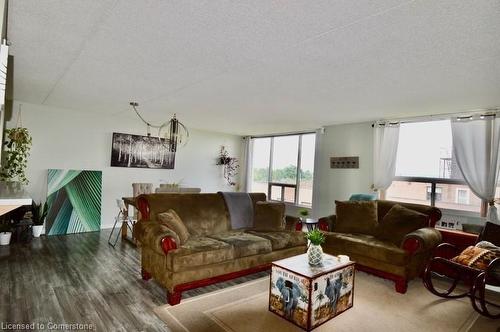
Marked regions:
[320,200,442,293]
[134,193,306,304]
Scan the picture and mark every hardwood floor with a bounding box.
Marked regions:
[0,229,269,331]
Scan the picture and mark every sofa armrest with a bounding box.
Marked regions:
[285,215,301,231]
[136,220,179,255]
[318,215,336,232]
[402,227,442,254]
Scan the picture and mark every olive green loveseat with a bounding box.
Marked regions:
[320,200,443,293]
[134,193,306,304]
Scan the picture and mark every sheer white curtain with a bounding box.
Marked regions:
[311,128,324,218]
[239,137,253,192]
[373,122,400,191]
[451,114,500,221]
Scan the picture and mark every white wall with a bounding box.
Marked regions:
[312,122,374,218]
[8,101,242,229]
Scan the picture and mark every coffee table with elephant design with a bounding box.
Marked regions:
[269,253,355,331]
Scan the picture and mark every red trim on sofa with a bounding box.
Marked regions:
[166,263,272,305]
[141,268,152,281]
[137,196,150,220]
[355,264,408,294]
[161,236,178,254]
[402,238,420,254]
[318,219,329,231]
[295,221,303,231]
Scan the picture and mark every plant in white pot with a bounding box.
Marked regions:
[305,228,325,266]
[298,208,309,221]
[31,201,47,238]
[0,219,13,246]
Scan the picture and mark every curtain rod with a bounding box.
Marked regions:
[372,107,500,126]
[249,129,318,139]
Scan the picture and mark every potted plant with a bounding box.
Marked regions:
[0,127,32,185]
[0,218,13,246]
[305,229,325,266]
[31,201,47,238]
[298,208,309,221]
[216,146,239,186]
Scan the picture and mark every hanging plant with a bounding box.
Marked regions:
[216,146,239,186]
[0,127,32,184]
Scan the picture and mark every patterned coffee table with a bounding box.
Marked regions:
[269,253,355,331]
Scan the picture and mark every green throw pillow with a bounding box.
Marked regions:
[376,204,429,246]
[157,209,190,245]
[334,200,378,235]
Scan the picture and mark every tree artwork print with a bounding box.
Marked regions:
[110,132,175,169]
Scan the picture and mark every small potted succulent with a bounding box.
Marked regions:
[305,229,325,266]
[31,201,48,238]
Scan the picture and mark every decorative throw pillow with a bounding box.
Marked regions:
[452,246,497,270]
[253,201,285,231]
[334,200,378,235]
[375,204,429,246]
[157,209,190,244]
[476,241,500,255]
[475,241,500,280]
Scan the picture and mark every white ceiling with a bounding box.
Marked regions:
[8,0,500,135]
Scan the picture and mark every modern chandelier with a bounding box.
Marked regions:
[129,102,189,152]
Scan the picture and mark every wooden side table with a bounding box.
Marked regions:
[303,218,319,232]
[269,253,355,331]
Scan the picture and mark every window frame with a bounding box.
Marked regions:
[388,176,484,216]
[251,132,315,207]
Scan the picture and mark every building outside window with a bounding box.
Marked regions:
[250,133,316,207]
[385,120,482,214]
[427,186,442,201]
[456,188,470,205]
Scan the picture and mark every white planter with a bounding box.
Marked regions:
[32,225,43,238]
[307,244,323,266]
[0,232,12,246]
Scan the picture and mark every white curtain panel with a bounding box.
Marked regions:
[373,122,400,191]
[451,115,500,221]
[239,137,253,192]
[311,128,325,218]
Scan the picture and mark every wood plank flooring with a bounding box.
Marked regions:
[0,229,269,331]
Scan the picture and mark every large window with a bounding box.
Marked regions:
[385,120,482,214]
[250,133,316,207]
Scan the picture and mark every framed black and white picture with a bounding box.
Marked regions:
[110,132,175,169]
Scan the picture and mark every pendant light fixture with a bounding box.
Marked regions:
[130,102,189,152]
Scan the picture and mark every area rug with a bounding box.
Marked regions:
[154,272,499,332]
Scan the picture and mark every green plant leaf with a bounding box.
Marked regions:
[305,228,325,245]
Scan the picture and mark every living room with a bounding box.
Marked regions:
[1,1,499,331]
